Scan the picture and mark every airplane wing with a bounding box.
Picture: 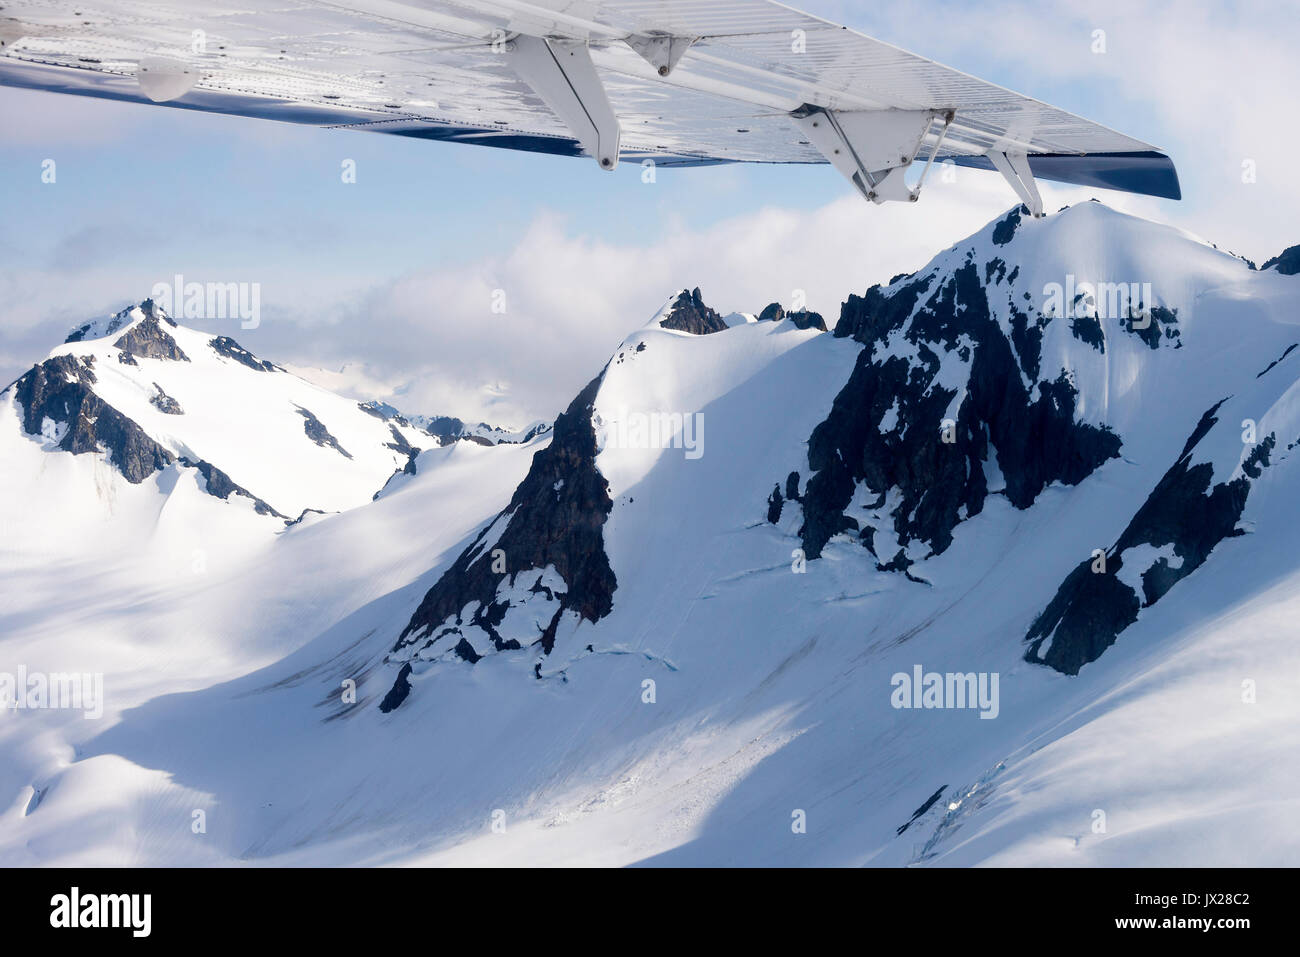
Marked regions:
[0,0,1180,213]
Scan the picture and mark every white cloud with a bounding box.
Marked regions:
[246,173,1160,425]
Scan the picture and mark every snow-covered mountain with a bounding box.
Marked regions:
[3,203,1299,867]
[4,299,431,522]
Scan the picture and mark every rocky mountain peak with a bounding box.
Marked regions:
[1262,244,1300,275]
[657,287,728,335]
[757,301,827,331]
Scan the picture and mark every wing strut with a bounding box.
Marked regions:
[987,151,1045,218]
[509,35,621,170]
[790,106,947,204]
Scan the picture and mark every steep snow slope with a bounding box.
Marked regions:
[3,204,1299,867]
[0,431,546,865]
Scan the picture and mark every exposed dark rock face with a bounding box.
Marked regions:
[1070,313,1105,352]
[658,288,728,336]
[795,260,1120,564]
[1257,343,1298,378]
[1262,244,1300,275]
[1024,400,1267,675]
[113,304,189,362]
[210,336,277,372]
[787,309,827,332]
[453,637,482,663]
[296,407,352,459]
[178,457,285,518]
[766,484,784,523]
[991,206,1026,246]
[378,663,412,713]
[756,302,824,330]
[385,425,416,458]
[372,427,423,501]
[897,785,947,835]
[833,275,933,342]
[416,414,466,443]
[150,383,184,415]
[1128,305,1180,350]
[12,355,173,484]
[380,372,617,710]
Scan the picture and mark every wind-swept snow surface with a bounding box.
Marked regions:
[2,204,1299,867]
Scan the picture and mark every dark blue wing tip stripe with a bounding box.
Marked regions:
[949,151,1182,201]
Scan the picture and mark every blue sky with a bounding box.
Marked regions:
[1,0,1295,422]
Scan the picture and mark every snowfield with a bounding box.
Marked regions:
[2,203,1298,867]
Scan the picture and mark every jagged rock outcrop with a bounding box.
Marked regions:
[794,258,1120,565]
[991,205,1026,246]
[659,288,728,336]
[12,355,174,483]
[113,301,190,362]
[757,302,827,331]
[210,335,277,372]
[380,372,617,710]
[417,414,464,442]
[150,383,184,415]
[1024,401,1271,674]
[787,309,827,332]
[296,406,352,459]
[1262,244,1300,275]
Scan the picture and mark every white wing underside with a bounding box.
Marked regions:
[0,0,1179,201]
